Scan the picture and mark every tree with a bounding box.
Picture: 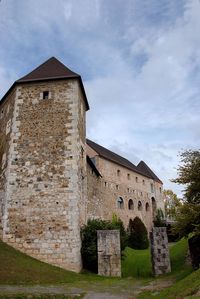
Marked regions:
[172,150,200,237]
[127,217,149,249]
[172,150,200,204]
[164,189,182,220]
[153,208,166,227]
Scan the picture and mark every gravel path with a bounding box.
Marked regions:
[0,279,173,298]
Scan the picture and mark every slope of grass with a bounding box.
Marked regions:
[0,240,103,284]
[122,238,192,279]
[138,268,200,299]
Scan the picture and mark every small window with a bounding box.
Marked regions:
[127,173,130,180]
[160,187,162,193]
[117,197,124,209]
[151,183,154,193]
[141,191,143,196]
[146,202,150,211]
[136,177,138,183]
[143,179,145,185]
[43,91,49,99]
[127,187,130,193]
[104,182,107,187]
[117,169,121,176]
[116,184,119,190]
[138,201,142,211]
[128,199,134,210]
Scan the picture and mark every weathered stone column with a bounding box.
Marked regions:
[97,230,121,277]
[150,227,171,276]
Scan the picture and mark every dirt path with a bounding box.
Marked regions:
[0,279,174,298]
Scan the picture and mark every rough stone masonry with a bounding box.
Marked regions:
[0,57,89,272]
[97,230,121,277]
[150,227,171,276]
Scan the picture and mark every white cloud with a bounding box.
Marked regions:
[0,0,200,197]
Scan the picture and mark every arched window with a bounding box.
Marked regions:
[138,201,142,211]
[128,199,134,210]
[146,202,150,211]
[117,197,124,209]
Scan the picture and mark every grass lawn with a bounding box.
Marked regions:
[0,240,106,285]
[138,268,200,299]
[121,238,192,279]
[0,237,198,299]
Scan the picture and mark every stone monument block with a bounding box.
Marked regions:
[150,227,171,276]
[97,230,121,277]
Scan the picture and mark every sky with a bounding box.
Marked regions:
[0,0,200,197]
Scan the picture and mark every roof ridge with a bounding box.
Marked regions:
[87,139,162,183]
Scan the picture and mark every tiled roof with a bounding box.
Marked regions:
[17,57,79,82]
[86,139,162,183]
[137,160,162,183]
[1,57,89,110]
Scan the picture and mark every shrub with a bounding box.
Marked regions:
[81,217,127,273]
[127,217,149,249]
[153,208,166,227]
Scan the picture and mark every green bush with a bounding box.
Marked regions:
[153,208,166,227]
[81,217,127,273]
[127,217,149,249]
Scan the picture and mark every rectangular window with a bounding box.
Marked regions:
[151,183,154,193]
[43,91,49,100]
[117,169,121,176]
[136,176,138,183]
[127,173,130,180]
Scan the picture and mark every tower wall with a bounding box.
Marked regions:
[0,90,15,239]
[1,79,87,272]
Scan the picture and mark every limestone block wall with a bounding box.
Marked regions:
[0,90,15,238]
[150,227,171,276]
[87,156,164,231]
[2,79,87,272]
[97,230,121,277]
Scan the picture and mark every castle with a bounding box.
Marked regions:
[0,57,164,272]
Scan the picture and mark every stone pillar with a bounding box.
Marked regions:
[97,230,121,277]
[150,227,171,276]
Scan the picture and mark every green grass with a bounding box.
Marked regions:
[122,247,151,278]
[138,268,200,299]
[0,240,104,284]
[0,237,197,299]
[122,238,192,279]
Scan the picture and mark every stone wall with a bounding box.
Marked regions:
[150,227,171,276]
[87,155,164,231]
[97,230,121,277]
[1,79,87,272]
[0,90,15,239]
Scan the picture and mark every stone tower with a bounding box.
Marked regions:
[0,57,89,272]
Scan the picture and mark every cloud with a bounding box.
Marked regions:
[0,0,200,197]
